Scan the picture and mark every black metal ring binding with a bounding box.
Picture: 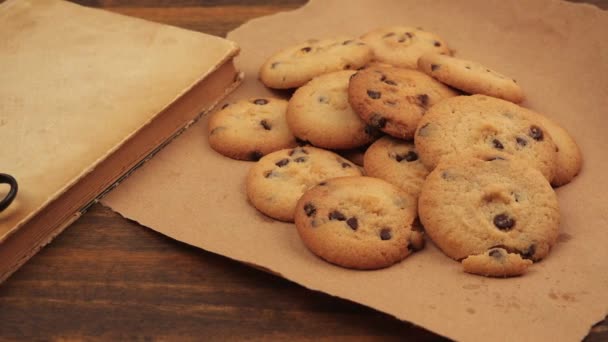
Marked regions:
[0,173,18,212]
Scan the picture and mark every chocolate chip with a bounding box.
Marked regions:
[341,162,352,168]
[318,95,329,104]
[301,46,312,53]
[529,125,544,141]
[521,245,536,260]
[395,151,418,162]
[260,119,272,130]
[329,210,346,221]
[249,151,263,161]
[221,103,230,109]
[431,64,440,71]
[294,156,308,163]
[342,40,354,45]
[383,32,396,38]
[367,90,381,99]
[380,228,392,240]
[434,41,442,47]
[492,139,504,150]
[275,159,289,167]
[318,181,327,186]
[346,217,358,230]
[493,213,515,231]
[486,69,491,73]
[516,136,528,147]
[271,62,280,69]
[489,249,503,259]
[343,64,351,70]
[417,94,429,108]
[289,147,309,156]
[465,65,471,70]
[370,114,387,128]
[380,75,397,85]
[556,146,560,152]
[253,98,268,105]
[304,203,316,217]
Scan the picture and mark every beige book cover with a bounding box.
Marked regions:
[0,0,240,281]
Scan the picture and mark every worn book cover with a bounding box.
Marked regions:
[0,0,240,281]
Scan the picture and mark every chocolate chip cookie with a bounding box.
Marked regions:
[415,95,557,181]
[259,37,373,89]
[246,146,362,222]
[361,26,451,68]
[527,112,583,187]
[208,98,297,161]
[418,153,560,277]
[295,176,424,269]
[286,70,381,150]
[418,53,524,103]
[348,65,458,140]
[363,136,429,197]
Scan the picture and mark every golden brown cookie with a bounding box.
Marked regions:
[361,26,451,68]
[286,70,381,150]
[415,95,557,181]
[246,146,362,222]
[295,176,424,269]
[348,65,458,140]
[418,53,524,103]
[363,136,429,197]
[259,37,373,89]
[208,98,297,161]
[418,153,560,276]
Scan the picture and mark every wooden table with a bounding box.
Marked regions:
[1,1,606,340]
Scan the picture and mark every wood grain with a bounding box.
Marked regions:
[0,1,606,341]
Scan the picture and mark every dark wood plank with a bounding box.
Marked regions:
[0,1,606,341]
[0,204,445,341]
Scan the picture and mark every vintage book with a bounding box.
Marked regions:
[0,0,241,282]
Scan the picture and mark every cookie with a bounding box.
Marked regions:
[527,112,582,187]
[286,70,381,150]
[418,153,560,273]
[418,53,524,103]
[415,95,557,181]
[294,176,424,269]
[363,136,429,197]
[348,65,458,140]
[360,26,451,69]
[259,37,373,89]
[461,248,533,277]
[208,98,297,161]
[246,146,362,222]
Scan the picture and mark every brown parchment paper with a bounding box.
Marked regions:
[103,0,608,340]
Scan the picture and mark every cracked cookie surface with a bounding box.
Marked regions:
[246,146,361,222]
[295,176,423,269]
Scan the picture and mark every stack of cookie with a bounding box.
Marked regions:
[207,26,582,277]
